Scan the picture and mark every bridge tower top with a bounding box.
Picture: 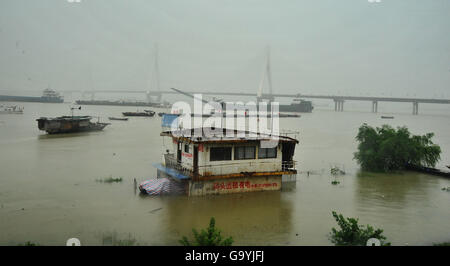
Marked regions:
[257,47,275,103]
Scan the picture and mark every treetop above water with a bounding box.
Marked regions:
[354,124,441,172]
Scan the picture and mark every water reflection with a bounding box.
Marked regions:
[96,231,139,246]
[139,191,294,245]
[37,132,98,139]
[355,171,433,207]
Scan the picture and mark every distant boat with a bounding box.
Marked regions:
[76,100,171,108]
[0,105,23,114]
[157,111,299,118]
[381,116,394,119]
[36,116,110,134]
[158,112,179,117]
[0,88,64,103]
[108,117,129,121]
[122,110,155,117]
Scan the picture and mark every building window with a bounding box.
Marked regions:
[234,146,256,160]
[210,147,232,161]
[259,147,277,159]
[184,144,190,153]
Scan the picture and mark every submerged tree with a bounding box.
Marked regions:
[329,211,390,246]
[354,124,441,172]
[179,217,233,246]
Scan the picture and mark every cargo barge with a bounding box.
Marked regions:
[36,116,110,134]
[278,98,313,113]
[157,112,300,118]
[76,100,170,108]
[122,110,155,117]
[0,89,64,103]
[142,127,298,196]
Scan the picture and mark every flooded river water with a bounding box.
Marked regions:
[0,102,449,245]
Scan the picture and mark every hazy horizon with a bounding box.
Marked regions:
[0,0,449,98]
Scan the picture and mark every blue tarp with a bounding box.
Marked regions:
[161,114,179,128]
[152,163,190,180]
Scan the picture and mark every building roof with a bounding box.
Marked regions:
[160,127,299,144]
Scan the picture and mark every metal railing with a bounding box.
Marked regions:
[163,153,296,176]
[164,153,193,176]
[282,160,296,171]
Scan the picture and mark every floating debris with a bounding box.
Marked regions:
[96,176,123,183]
[331,166,346,176]
[149,207,163,214]
[441,187,450,192]
[17,241,40,246]
[331,180,340,185]
[100,232,138,246]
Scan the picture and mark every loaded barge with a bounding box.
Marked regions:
[157,112,300,118]
[0,89,64,103]
[143,127,299,196]
[76,100,171,108]
[37,116,110,134]
[122,110,155,117]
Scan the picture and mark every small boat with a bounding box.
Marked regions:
[122,110,155,117]
[158,112,180,117]
[108,117,129,121]
[381,116,394,119]
[36,116,110,134]
[0,105,24,114]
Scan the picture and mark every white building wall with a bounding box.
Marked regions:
[181,143,193,168]
[199,143,282,176]
[171,139,284,176]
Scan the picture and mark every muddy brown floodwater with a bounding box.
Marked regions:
[0,102,449,245]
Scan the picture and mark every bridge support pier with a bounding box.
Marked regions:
[334,99,344,112]
[371,101,378,113]
[412,102,419,115]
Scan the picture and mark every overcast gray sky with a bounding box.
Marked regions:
[0,0,449,98]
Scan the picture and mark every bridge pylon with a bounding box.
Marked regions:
[372,101,378,113]
[334,99,344,112]
[412,102,419,115]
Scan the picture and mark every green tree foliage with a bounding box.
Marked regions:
[329,211,390,246]
[354,124,441,172]
[179,217,233,246]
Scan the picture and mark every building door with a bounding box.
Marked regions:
[282,143,295,170]
[193,145,199,176]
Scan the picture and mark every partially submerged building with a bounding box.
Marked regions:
[153,127,298,196]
